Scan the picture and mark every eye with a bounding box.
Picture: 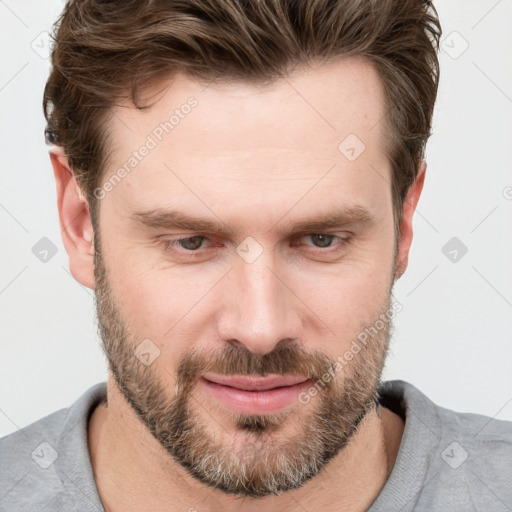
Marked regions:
[165,235,209,251]
[161,233,352,259]
[306,234,336,248]
[298,233,351,250]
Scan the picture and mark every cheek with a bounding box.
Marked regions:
[285,235,395,346]
[102,240,225,344]
[290,268,390,333]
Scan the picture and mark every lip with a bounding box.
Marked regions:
[199,374,313,415]
[202,373,310,390]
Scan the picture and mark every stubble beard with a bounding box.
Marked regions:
[93,242,395,498]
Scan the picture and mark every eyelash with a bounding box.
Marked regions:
[162,234,352,255]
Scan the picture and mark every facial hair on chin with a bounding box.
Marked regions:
[93,244,393,498]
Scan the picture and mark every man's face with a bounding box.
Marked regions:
[94,57,398,497]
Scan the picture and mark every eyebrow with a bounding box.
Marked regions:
[130,205,375,236]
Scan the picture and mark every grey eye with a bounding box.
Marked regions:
[308,234,335,248]
[177,236,206,250]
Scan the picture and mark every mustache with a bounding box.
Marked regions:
[175,342,336,389]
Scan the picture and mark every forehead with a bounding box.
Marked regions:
[101,56,391,225]
[108,56,386,152]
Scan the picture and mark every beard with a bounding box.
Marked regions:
[93,240,395,498]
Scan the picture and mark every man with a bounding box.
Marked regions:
[1,0,511,511]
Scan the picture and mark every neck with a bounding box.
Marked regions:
[88,377,404,512]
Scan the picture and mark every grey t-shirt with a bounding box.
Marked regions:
[1,380,511,511]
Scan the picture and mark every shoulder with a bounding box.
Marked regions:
[431,393,512,510]
[374,380,512,512]
[380,379,512,442]
[0,382,107,512]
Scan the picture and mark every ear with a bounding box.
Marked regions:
[50,149,95,289]
[394,160,426,279]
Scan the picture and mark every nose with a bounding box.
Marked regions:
[216,254,302,355]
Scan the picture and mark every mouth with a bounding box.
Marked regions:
[199,374,314,415]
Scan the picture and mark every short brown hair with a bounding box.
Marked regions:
[44,0,441,231]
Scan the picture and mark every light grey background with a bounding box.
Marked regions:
[1,0,511,437]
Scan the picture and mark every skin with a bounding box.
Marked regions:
[51,56,425,511]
